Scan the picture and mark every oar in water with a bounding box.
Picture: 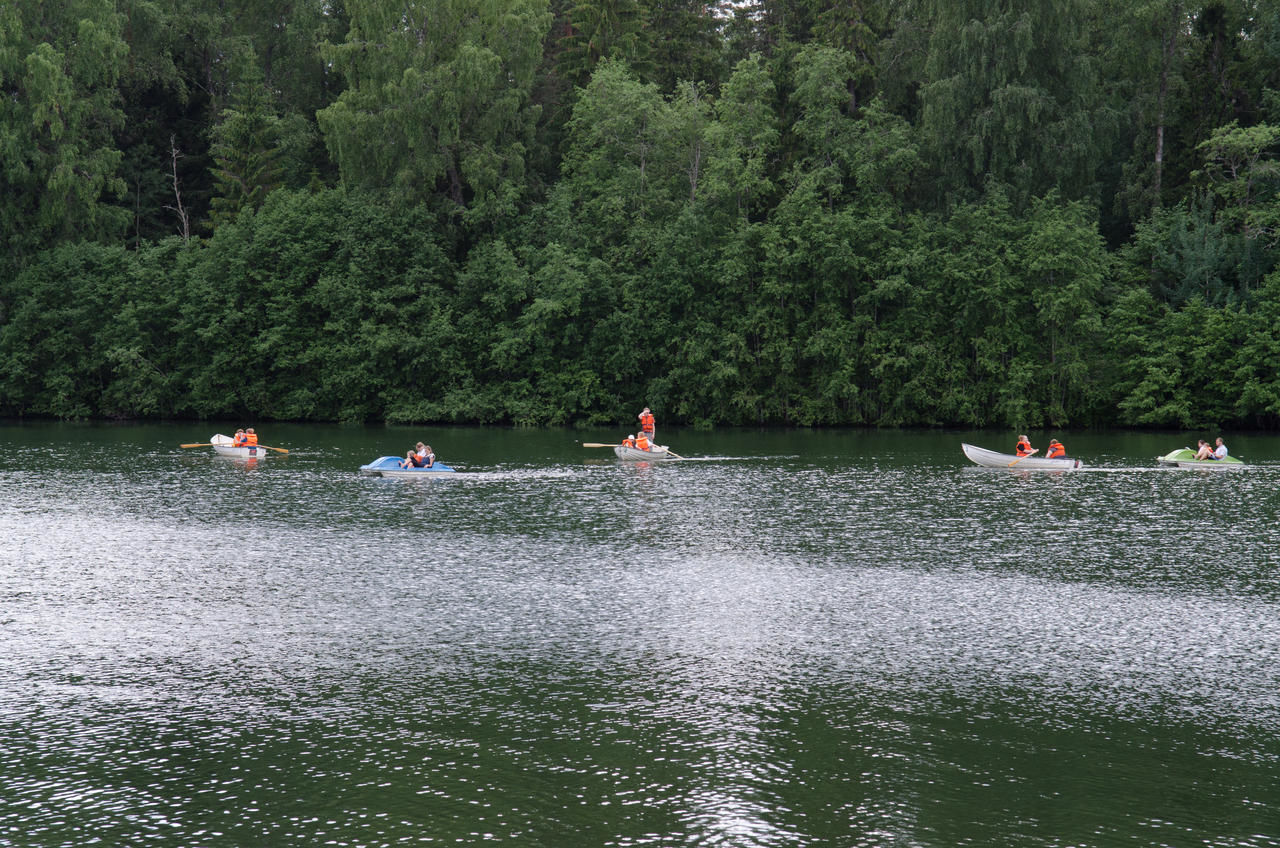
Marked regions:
[180,441,288,453]
[664,448,687,460]
[1007,448,1039,466]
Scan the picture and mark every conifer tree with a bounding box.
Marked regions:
[208,71,283,228]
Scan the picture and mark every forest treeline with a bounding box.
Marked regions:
[3,0,1280,429]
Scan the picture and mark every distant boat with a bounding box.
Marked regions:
[358,456,456,477]
[1155,448,1244,470]
[961,442,1083,470]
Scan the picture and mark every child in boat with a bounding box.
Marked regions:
[1045,438,1066,458]
[232,429,248,446]
[621,435,636,448]
[1194,439,1213,460]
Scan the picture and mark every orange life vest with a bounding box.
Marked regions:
[621,437,635,448]
[1015,438,1032,457]
[246,432,259,446]
[1045,443,1065,458]
[233,434,248,446]
[639,412,654,433]
[636,434,650,451]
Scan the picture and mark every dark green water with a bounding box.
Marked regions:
[1,423,1278,847]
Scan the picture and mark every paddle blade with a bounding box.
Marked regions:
[179,443,212,448]
[1007,448,1039,466]
[581,443,618,448]
[260,445,289,454]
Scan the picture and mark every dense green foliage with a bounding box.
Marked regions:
[4,0,1280,429]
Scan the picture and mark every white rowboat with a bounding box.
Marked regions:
[961,442,1083,470]
[614,444,679,461]
[210,433,269,459]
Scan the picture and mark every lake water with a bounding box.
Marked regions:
[1,423,1278,847]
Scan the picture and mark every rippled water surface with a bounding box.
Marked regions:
[2,424,1279,847]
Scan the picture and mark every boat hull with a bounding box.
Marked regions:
[961,442,1083,470]
[1156,448,1244,470]
[210,434,269,459]
[613,445,676,461]
[359,456,456,477]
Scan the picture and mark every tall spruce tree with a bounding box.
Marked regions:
[208,70,283,229]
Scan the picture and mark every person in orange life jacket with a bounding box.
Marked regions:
[1014,435,1035,457]
[232,429,248,446]
[1045,438,1066,459]
[621,435,636,448]
[245,428,258,446]
[637,407,655,441]
[635,432,651,451]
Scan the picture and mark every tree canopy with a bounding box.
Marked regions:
[5,0,1280,431]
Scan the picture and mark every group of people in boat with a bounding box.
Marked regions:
[231,428,258,447]
[621,407,658,451]
[1193,437,1229,461]
[399,442,436,469]
[1015,435,1068,459]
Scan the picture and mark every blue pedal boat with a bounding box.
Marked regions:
[359,456,456,477]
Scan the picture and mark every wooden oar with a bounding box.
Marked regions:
[180,441,288,453]
[582,442,619,448]
[1008,448,1039,466]
[664,449,687,460]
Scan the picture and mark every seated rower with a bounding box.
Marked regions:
[1014,434,1035,457]
[245,428,258,446]
[1045,438,1066,459]
[635,433,651,451]
[232,429,248,446]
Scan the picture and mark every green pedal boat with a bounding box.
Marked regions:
[1156,448,1244,470]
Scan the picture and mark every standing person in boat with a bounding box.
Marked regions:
[637,407,655,442]
[1014,435,1036,457]
[1045,438,1067,458]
